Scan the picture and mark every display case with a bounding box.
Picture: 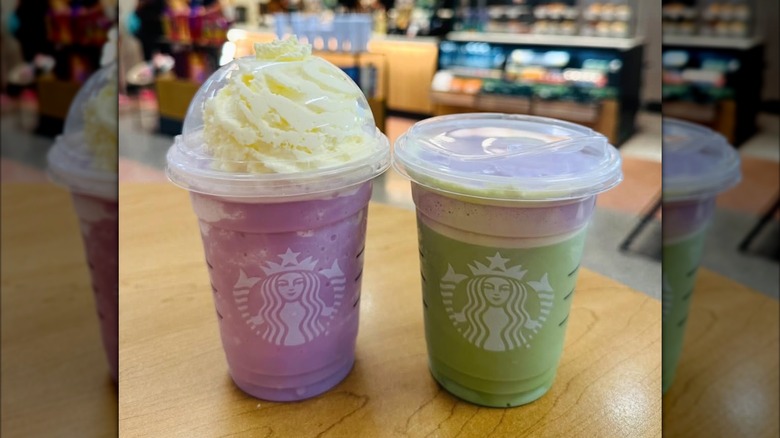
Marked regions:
[661,39,762,145]
[430,33,643,145]
[661,0,762,145]
[455,0,638,39]
[662,0,756,39]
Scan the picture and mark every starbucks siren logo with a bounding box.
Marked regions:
[441,252,554,351]
[232,249,346,346]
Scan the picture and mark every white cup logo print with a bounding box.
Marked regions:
[233,249,346,346]
[662,273,673,321]
[441,252,554,351]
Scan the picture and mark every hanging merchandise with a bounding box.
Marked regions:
[46,0,75,45]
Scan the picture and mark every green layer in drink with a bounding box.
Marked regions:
[662,227,708,394]
[418,218,587,407]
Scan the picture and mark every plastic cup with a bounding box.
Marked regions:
[46,63,118,382]
[166,52,390,401]
[393,113,623,407]
[661,118,741,393]
[69,193,118,381]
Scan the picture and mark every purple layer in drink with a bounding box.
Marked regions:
[71,193,118,382]
[166,38,390,401]
[191,183,370,400]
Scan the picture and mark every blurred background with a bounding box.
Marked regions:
[107,0,775,300]
[659,0,778,294]
[107,0,662,298]
[0,0,777,435]
[1,1,118,437]
[660,1,778,437]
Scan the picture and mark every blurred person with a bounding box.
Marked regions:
[133,0,166,61]
[12,0,54,63]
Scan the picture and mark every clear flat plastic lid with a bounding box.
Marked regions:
[47,62,117,200]
[663,118,741,201]
[166,49,390,199]
[392,113,623,202]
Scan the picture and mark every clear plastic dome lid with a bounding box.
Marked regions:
[393,113,623,202]
[166,50,390,199]
[47,62,117,200]
[663,118,741,201]
[62,62,117,138]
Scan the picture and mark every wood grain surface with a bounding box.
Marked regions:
[663,269,779,437]
[1,184,118,438]
[119,183,661,438]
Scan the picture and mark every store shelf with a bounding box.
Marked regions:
[533,99,600,123]
[478,93,532,113]
[663,35,762,49]
[662,101,717,122]
[446,31,644,50]
[430,90,477,107]
[662,99,737,144]
[431,91,603,122]
[432,35,642,145]
[449,67,504,79]
[370,34,440,44]
[661,39,761,145]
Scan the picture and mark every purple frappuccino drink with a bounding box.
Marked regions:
[166,38,389,401]
[190,184,370,400]
[71,193,118,381]
[47,62,118,382]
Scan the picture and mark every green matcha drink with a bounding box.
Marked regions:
[662,224,708,393]
[416,189,590,406]
[393,114,623,407]
[662,119,741,394]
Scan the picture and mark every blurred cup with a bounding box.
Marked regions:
[661,118,741,393]
[46,62,118,382]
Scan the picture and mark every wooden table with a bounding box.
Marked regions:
[1,184,118,438]
[663,269,779,437]
[119,183,661,437]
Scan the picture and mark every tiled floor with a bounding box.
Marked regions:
[3,96,777,297]
[717,156,779,215]
[118,157,167,182]
[1,158,47,182]
[597,158,661,215]
[741,113,780,162]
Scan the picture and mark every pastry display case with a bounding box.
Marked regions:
[430,33,643,145]
[662,0,762,145]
